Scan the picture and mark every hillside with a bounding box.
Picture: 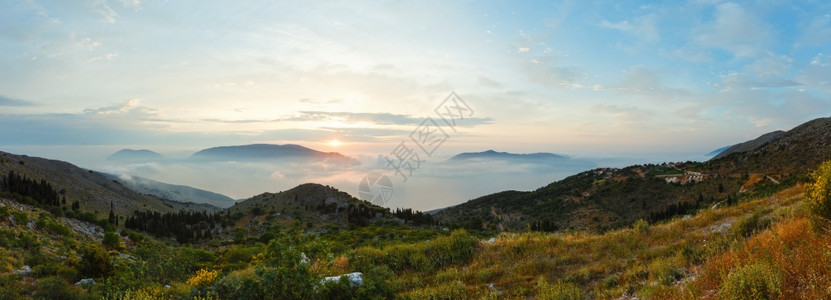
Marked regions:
[711,130,784,160]
[226,183,401,235]
[707,117,831,174]
[189,144,356,164]
[98,173,236,209]
[433,164,741,231]
[0,151,218,218]
[434,117,831,231]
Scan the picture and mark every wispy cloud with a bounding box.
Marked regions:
[694,2,772,58]
[0,95,35,107]
[599,13,659,43]
[204,111,494,127]
[90,0,118,24]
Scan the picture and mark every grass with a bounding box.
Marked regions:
[335,184,806,299]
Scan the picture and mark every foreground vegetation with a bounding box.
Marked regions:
[3,160,831,299]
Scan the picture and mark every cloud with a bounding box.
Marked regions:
[719,53,799,90]
[796,54,831,94]
[592,104,655,127]
[694,2,772,58]
[0,95,35,106]
[601,66,689,101]
[297,98,343,105]
[90,0,118,24]
[720,73,799,89]
[83,99,156,118]
[476,77,501,88]
[599,13,659,42]
[520,55,585,88]
[721,88,831,129]
[798,14,831,47]
[119,0,142,9]
[204,111,494,127]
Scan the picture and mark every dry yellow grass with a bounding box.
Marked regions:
[377,184,809,299]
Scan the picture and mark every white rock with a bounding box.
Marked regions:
[322,272,363,287]
[13,265,31,275]
[75,278,95,286]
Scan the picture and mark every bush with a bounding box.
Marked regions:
[719,262,782,300]
[103,231,125,250]
[41,218,71,236]
[12,211,28,226]
[537,277,582,300]
[347,247,384,272]
[806,160,831,232]
[80,244,113,278]
[35,276,87,300]
[730,212,770,239]
[633,219,649,235]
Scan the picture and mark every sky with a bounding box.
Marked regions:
[2,0,831,209]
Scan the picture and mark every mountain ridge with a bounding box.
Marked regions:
[0,151,219,217]
[711,130,785,160]
[189,143,356,164]
[449,150,566,161]
[107,149,163,162]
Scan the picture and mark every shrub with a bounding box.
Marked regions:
[212,267,260,299]
[80,244,112,278]
[102,231,125,250]
[730,212,770,239]
[35,276,87,300]
[633,219,649,235]
[649,258,685,286]
[408,280,466,300]
[806,160,831,232]
[537,277,582,300]
[12,211,27,226]
[719,262,782,300]
[187,269,219,287]
[347,247,384,272]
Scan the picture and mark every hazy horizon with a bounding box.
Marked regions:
[0,141,738,211]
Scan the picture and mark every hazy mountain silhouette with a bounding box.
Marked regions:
[705,145,731,157]
[448,150,596,170]
[189,144,355,163]
[450,150,566,161]
[107,149,163,162]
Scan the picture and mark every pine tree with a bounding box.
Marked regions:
[108,201,116,225]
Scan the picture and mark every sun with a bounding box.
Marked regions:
[328,139,342,147]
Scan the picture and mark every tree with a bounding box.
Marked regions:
[108,201,116,225]
[806,160,831,232]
